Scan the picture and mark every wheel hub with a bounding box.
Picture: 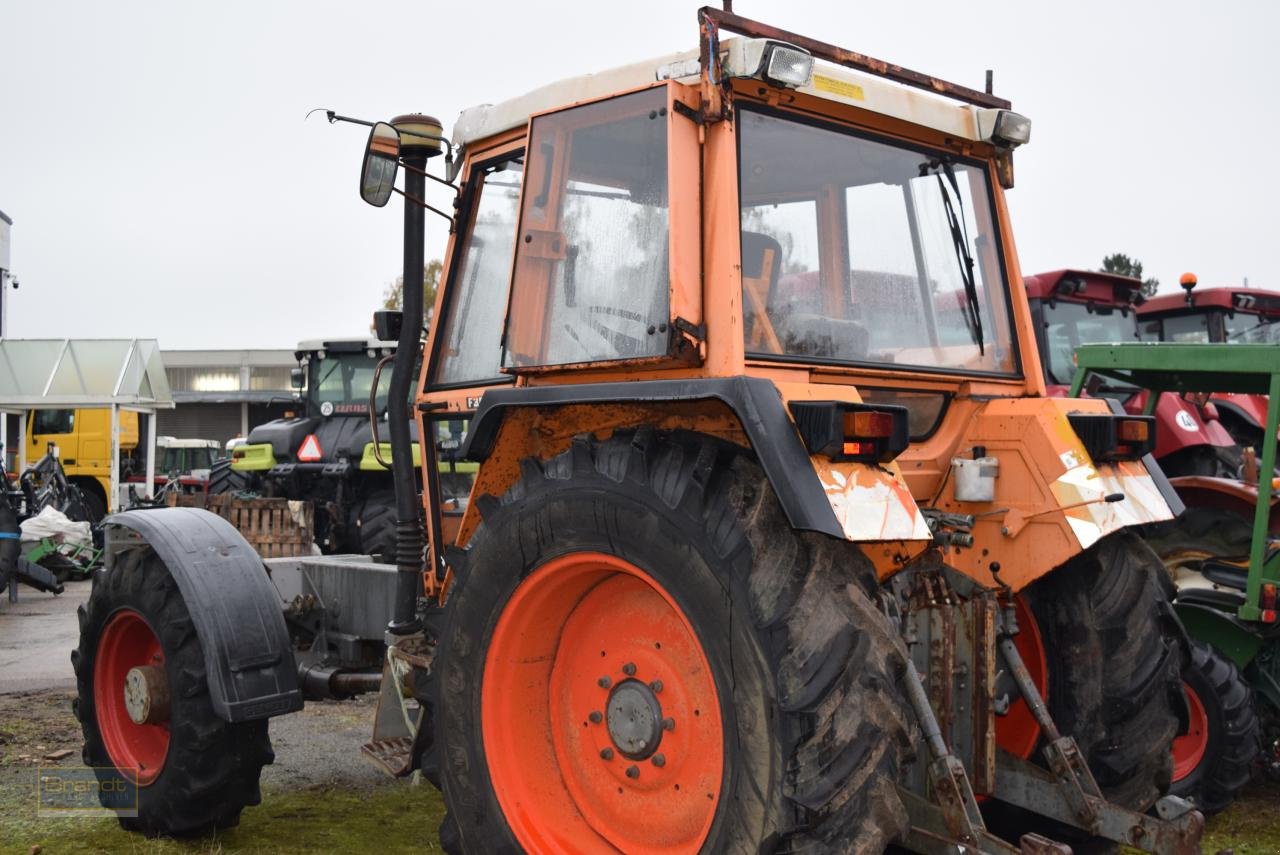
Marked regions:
[123,665,169,725]
[606,678,662,760]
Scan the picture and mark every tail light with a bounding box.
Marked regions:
[1067,413,1156,462]
[1262,583,1277,623]
[231,449,245,461]
[789,402,910,464]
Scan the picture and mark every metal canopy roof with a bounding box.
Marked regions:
[0,338,174,409]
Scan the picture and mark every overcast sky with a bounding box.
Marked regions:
[1,1,1276,350]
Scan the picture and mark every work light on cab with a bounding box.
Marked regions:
[724,39,814,89]
[977,108,1032,148]
[789,402,910,464]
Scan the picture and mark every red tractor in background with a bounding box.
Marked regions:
[1139,275,1280,457]
[1025,269,1239,478]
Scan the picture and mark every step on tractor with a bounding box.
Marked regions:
[1072,343,1276,813]
[1025,269,1240,479]
[210,336,445,560]
[74,8,1205,852]
[1138,277,1280,458]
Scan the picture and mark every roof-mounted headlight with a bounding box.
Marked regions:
[977,109,1031,148]
[724,39,814,89]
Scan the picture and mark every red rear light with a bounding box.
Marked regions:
[1262,583,1277,611]
[1262,609,1277,624]
[232,450,244,460]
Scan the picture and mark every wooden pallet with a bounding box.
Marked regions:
[166,493,314,558]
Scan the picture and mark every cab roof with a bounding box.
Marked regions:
[453,36,992,152]
[294,338,397,359]
[1023,269,1144,304]
[1137,287,1280,318]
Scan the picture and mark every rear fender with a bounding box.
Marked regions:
[458,377,932,574]
[103,507,303,723]
[937,396,1180,592]
[1168,475,1280,536]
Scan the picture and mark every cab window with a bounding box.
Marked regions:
[33,409,74,434]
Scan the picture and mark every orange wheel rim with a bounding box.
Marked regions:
[994,595,1048,759]
[482,552,723,854]
[1171,681,1209,781]
[93,609,169,786]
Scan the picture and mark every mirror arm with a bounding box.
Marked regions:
[310,108,376,128]
[401,160,460,194]
[393,187,456,231]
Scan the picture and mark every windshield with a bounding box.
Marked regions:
[1040,300,1136,385]
[308,353,385,413]
[737,109,1016,376]
[1224,311,1280,343]
[1143,312,1212,343]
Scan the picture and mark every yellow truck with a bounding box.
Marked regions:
[26,408,138,519]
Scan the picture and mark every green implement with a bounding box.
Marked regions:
[1070,341,1280,622]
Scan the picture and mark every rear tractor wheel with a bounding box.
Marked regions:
[1017,533,1187,810]
[208,458,252,496]
[72,546,273,836]
[435,430,916,852]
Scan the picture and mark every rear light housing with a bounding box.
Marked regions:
[789,401,910,464]
[1262,583,1277,619]
[1067,413,1157,463]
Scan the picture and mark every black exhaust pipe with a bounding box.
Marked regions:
[386,118,431,636]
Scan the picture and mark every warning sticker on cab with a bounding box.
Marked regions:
[812,74,865,101]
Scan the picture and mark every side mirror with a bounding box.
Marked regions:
[290,367,305,390]
[360,122,401,207]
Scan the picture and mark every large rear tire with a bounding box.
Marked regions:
[72,546,274,836]
[436,430,914,852]
[1170,640,1260,814]
[351,488,397,564]
[1022,532,1187,810]
[207,458,251,496]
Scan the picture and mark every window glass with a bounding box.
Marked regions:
[1159,313,1212,343]
[1039,300,1136,385]
[1223,311,1280,343]
[434,418,474,511]
[435,158,524,386]
[504,87,671,368]
[33,409,74,434]
[737,110,1016,375]
[310,354,382,410]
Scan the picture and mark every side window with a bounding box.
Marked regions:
[434,159,525,387]
[503,87,672,368]
[34,409,74,434]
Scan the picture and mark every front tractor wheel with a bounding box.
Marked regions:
[72,546,274,836]
[436,431,914,853]
[1170,640,1260,814]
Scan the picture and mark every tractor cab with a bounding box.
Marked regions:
[1139,281,1280,451]
[1023,269,1143,389]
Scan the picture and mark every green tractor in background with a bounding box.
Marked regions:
[211,336,456,561]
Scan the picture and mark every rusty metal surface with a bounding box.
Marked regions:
[699,7,1011,110]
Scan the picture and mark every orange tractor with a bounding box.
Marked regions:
[75,8,1205,852]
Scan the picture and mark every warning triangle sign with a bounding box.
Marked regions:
[297,434,323,462]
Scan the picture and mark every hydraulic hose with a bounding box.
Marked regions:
[387,153,428,635]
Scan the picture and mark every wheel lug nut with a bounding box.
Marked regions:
[651,753,666,768]
[622,662,637,676]
[626,764,640,779]
[600,747,614,760]
[649,679,663,693]
[598,676,612,689]
[662,717,675,731]
[589,710,603,724]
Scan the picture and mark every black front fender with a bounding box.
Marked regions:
[104,507,303,723]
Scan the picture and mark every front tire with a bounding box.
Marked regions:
[72,546,273,836]
[436,430,915,852]
[1170,640,1260,813]
[208,458,251,496]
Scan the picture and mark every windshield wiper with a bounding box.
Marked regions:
[925,158,984,355]
[1226,318,1278,342]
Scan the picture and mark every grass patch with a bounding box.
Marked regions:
[0,778,445,854]
[1201,780,1280,854]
